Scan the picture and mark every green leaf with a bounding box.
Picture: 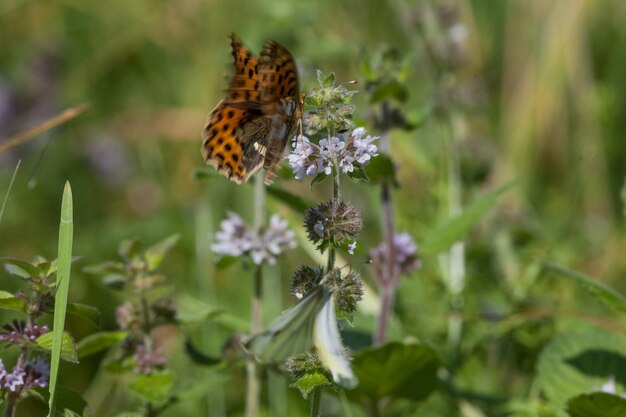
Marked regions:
[49,182,74,417]
[128,370,173,403]
[175,294,223,323]
[56,386,91,417]
[214,255,238,270]
[145,234,179,271]
[118,238,142,260]
[369,80,408,103]
[184,340,222,366]
[347,165,370,183]
[544,262,626,315]
[36,331,78,363]
[291,370,331,399]
[77,331,128,358]
[0,290,26,312]
[350,342,440,403]
[0,257,39,279]
[49,303,100,327]
[102,274,127,289]
[103,357,135,374]
[310,172,329,189]
[567,392,626,417]
[364,154,396,185]
[266,186,313,213]
[115,413,144,417]
[422,182,515,256]
[535,324,626,407]
[82,261,125,276]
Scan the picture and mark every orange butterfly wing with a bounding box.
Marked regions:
[201,34,301,184]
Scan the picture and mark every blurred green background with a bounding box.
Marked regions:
[1,0,626,416]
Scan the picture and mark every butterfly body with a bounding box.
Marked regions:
[201,34,301,184]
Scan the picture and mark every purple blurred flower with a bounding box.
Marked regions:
[369,233,420,283]
[133,345,166,374]
[212,213,296,265]
[4,367,25,392]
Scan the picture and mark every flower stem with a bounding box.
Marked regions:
[374,103,398,346]
[245,174,266,417]
[309,387,321,417]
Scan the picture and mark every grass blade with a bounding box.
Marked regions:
[48,182,74,417]
[0,159,21,225]
[0,103,90,154]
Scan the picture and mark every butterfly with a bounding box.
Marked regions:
[201,34,302,184]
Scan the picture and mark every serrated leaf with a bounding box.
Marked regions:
[567,392,626,417]
[77,331,128,358]
[0,257,39,279]
[267,186,313,213]
[535,324,626,407]
[128,370,173,403]
[291,371,331,399]
[36,331,78,363]
[422,182,515,255]
[145,234,179,271]
[184,340,222,366]
[544,262,626,315]
[0,291,26,312]
[350,342,440,403]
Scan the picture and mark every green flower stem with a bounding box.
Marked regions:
[309,387,321,417]
[245,174,266,417]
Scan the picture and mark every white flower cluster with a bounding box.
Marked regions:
[287,127,378,180]
[212,212,296,265]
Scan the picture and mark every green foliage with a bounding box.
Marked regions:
[567,393,626,417]
[350,342,440,404]
[422,182,515,255]
[535,324,626,407]
[544,262,626,315]
[128,370,173,404]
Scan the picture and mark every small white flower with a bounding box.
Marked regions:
[348,241,357,255]
[339,156,355,174]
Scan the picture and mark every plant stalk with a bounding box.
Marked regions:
[309,387,321,417]
[245,174,266,417]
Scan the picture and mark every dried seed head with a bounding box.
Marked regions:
[304,200,363,252]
